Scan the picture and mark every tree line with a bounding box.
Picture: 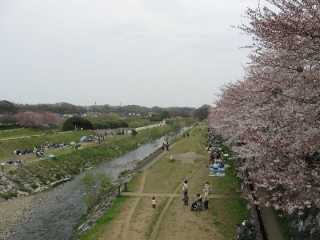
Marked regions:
[209,0,320,238]
[0,100,210,129]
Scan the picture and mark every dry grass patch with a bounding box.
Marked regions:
[156,197,224,240]
[132,197,168,239]
[81,125,247,240]
[142,157,194,193]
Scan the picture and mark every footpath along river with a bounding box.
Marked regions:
[8,137,166,240]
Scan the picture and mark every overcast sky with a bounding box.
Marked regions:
[0,0,258,108]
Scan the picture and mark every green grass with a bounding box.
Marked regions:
[126,117,151,128]
[207,159,241,195]
[0,129,91,159]
[77,122,248,240]
[0,128,32,139]
[0,190,17,200]
[275,210,292,240]
[125,171,143,192]
[80,195,129,240]
[210,198,249,239]
[8,124,172,188]
[0,127,55,139]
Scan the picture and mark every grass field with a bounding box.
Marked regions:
[0,129,92,159]
[0,127,58,139]
[80,123,248,240]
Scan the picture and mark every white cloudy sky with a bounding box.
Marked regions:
[0,0,258,108]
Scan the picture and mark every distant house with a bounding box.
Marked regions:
[86,112,100,117]
[63,114,74,118]
[128,112,141,117]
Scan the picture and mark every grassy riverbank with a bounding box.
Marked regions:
[5,125,170,190]
[80,123,248,240]
[2,119,196,197]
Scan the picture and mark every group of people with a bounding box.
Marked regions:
[205,128,225,162]
[151,128,222,211]
[183,180,211,211]
[161,141,169,151]
[150,180,211,211]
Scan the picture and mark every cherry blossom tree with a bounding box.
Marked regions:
[13,111,61,127]
[209,0,320,237]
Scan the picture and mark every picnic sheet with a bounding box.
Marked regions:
[209,172,225,177]
[210,166,225,172]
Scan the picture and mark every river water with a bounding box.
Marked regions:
[9,137,166,240]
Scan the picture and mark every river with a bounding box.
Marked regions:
[9,137,166,240]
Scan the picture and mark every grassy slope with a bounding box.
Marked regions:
[0,130,91,159]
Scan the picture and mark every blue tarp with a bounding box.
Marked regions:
[210,166,225,172]
[80,136,87,142]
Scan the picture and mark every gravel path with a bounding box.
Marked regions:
[0,195,35,240]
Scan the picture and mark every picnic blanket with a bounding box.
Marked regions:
[209,172,225,177]
[210,167,225,172]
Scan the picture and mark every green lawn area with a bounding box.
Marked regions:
[0,130,92,159]
[81,123,248,240]
[0,127,49,139]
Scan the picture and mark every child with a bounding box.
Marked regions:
[152,196,156,208]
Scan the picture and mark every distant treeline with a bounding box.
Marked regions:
[0,123,21,130]
[0,100,196,117]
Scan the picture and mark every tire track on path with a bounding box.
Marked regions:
[120,145,174,240]
[121,192,241,199]
[149,166,199,240]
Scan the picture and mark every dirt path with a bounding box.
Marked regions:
[121,192,241,199]
[149,167,198,240]
[121,161,147,240]
[120,146,171,240]
[260,207,284,240]
[110,139,227,240]
[93,126,285,240]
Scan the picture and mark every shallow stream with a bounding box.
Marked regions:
[9,137,165,240]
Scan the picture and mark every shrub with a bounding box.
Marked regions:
[0,191,17,200]
[80,171,113,209]
[62,117,94,131]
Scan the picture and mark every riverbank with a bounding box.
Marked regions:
[0,120,195,240]
[4,135,177,240]
[79,124,248,240]
[0,195,34,240]
[0,125,172,201]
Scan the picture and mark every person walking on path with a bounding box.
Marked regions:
[182,180,189,206]
[152,196,156,209]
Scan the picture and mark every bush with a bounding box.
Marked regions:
[80,171,113,209]
[0,191,17,200]
[62,117,94,131]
